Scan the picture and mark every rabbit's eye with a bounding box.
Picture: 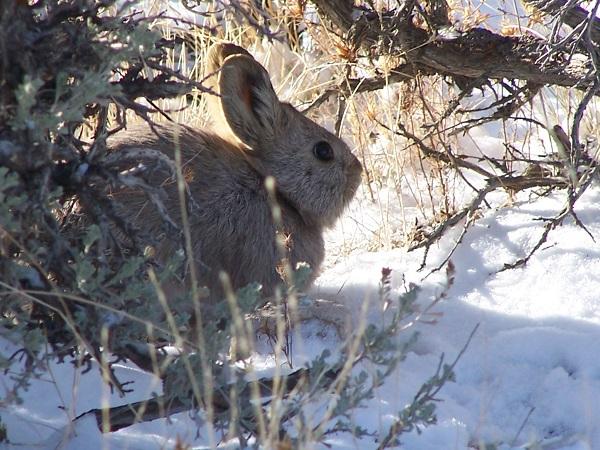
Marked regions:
[313,141,334,162]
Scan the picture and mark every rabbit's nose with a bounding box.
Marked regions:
[350,154,363,174]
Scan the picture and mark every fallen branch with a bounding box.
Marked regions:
[81,366,337,432]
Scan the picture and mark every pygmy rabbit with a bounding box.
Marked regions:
[108,43,362,303]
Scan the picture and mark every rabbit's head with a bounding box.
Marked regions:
[205,43,362,228]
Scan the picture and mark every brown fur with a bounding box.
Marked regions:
[107,43,362,302]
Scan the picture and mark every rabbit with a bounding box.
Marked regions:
[106,42,362,305]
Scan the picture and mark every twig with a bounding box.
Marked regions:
[411,182,495,270]
[422,210,473,278]
[376,323,479,449]
[501,164,599,271]
[510,406,536,447]
[410,175,568,269]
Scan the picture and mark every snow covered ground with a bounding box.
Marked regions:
[317,185,600,450]
[3,183,600,450]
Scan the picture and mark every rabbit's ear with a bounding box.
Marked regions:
[204,43,249,118]
[205,44,279,149]
[206,43,252,75]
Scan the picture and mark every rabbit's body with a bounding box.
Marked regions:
[110,124,326,299]
[107,43,361,302]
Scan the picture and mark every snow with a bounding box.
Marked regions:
[4,177,600,449]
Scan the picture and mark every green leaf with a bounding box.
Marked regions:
[108,256,144,286]
[83,224,101,254]
[11,75,43,130]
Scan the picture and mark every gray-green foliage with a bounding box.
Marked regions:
[159,271,459,448]
[0,0,202,399]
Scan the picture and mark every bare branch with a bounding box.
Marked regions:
[311,0,594,91]
[524,0,600,45]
